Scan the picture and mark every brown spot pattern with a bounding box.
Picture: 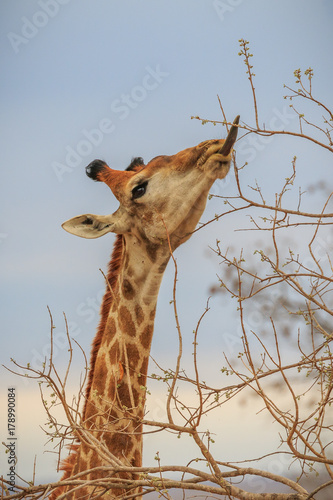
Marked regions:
[127,266,134,277]
[119,305,136,337]
[84,400,98,426]
[139,357,149,379]
[108,339,120,366]
[158,258,169,274]
[130,386,140,407]
[106,316,117,338]
[78,486,89,498]
[117,383,134,408]
[140,323,154,350]
[107,432,132,457]
[122,278,135,300]
[106,378,116,402]
[133,448,141,467]
[126,343,139,369]
[146,242,158,262]
[79,458,87,472]
[106,406,122,425]
[135,304,144,325]
[90,449,100,468]
[92,353,107,395]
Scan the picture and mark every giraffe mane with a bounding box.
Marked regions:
[49,444,80,499]
[49,235,124,499]
[83,233,124,418]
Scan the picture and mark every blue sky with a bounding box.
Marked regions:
[1,0,332,487]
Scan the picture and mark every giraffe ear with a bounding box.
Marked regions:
[62,210,131,238]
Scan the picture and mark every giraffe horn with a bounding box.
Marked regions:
[86,159,112,182]
[85,159,136,201]
[218,115,240,156]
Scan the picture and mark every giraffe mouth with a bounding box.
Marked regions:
[217,115,240,155]
[197,142,228,168]
[197,115,240,169]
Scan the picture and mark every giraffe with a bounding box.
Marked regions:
[51,116,239,499]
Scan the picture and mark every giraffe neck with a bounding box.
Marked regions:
[65,234,170,497]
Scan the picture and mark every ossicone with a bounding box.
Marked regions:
[126,157,145,172]
[86,159,110,182]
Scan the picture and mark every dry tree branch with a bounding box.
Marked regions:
[160,217,183,427]
[4,38,333,500]
[188,298,210,428]
[238,39,259,128]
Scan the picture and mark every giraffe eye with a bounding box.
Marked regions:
[132,181,148,200]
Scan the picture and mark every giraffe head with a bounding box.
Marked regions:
[62,116,239,249]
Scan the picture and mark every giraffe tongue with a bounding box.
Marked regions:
[217,115,240,156]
